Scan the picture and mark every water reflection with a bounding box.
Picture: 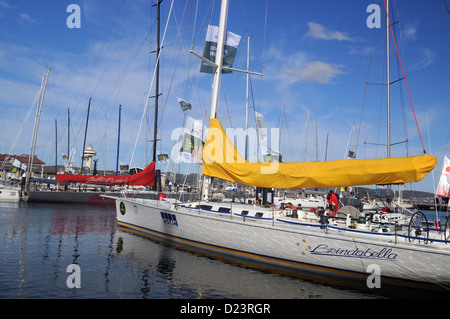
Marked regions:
[3,201,431,299]
[0,202,116,298]
[112,228,380,299]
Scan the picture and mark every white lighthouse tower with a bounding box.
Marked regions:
[83,145,96,173]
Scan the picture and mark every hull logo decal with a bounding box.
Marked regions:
[161,212,178,227]
[309,244,398,261]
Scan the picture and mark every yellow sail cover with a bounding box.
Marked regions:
[202,118,437,189]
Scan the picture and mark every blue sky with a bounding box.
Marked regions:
[0,0,449,193]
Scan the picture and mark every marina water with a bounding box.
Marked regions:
[0,200,446,299]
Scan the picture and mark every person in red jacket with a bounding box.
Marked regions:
[331,191,339,217]
[327,191,339,217]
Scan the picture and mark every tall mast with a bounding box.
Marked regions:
[27,68,50,182]
[152,0,162,192]
[209,0,229,120]
[104,114,107,175]
[202,0,230,200]
[80,97,91,175]
[304,110,310,161]
[55,119,57,176]
[67,108,70,157]
[152,0,161,163]
[245,35,250,161]
[116,105,121,176]
[280,103,284,158]
[386,0,391,159]
[315,120,318,161]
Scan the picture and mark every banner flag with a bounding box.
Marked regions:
[8,158,26,178]
[175,117,208,163]
[254,111,267,144]
[200,25,241,74]
[436,155,450,198]
[177,97,192,112]
[157,153,169,162]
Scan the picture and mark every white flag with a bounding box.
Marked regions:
[254,111,267,144]
[176,117,208,163]
[436,155,450,198]
[200,25,241,74]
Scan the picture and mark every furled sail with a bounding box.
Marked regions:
[56,162,155,186]
[202,119,437,189]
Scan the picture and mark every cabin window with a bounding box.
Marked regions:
[200,205,213,210]
[255,212,264,218]
[218,207,231,213]
[241,210,249,216]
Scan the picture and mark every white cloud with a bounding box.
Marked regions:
[306,22,353,41]
[263,48,345,86]
[19,12,35,23]
[282,52,343,84]
[403,21,419,41]
[0,1,36,23]
[411,48,436,70]
[0,0,15,19]
[284,60,344,84]
[348,45,374,56]
[0,0,14,10]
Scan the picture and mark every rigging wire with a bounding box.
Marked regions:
[254,0,268,117]
[390,1,410,157]
[130,0,175,166]
[69,0,129,142]
[0,88,41,171]
[62,0,148,169]
[382,0,427,154]
[355,22,377,158]
[444,0,450,16]
[155,0,194,152]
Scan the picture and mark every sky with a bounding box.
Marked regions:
[0,0,449,193]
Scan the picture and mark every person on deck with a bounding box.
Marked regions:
[331,191,339,217]
[327,191,339,217]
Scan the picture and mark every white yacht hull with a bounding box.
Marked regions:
[110,196,450,291]
[0,187,20,201]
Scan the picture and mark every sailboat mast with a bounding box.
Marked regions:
[153,0,161,163]
[116,105,121,176]
[386,0,391,159]
[245,35,250,161]
[152,0,162,192]
[104,114,106,176]
[27,68,50,182]
[209,0,229,120]
[55,119,57,176]
[280,103,284,157]
[202,0,230,200]
[27,75,45,176]
[304,110,310,161]
[67,108,70,157]
[80,97,91,175]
